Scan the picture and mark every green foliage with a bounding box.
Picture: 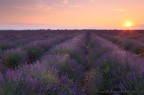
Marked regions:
[99,61,113,91]
[2,53,23,68]
[41,84,72,95]
[50,49,70,55]
[0,44,12,51]
[123,42,133,50]
[134,47,144,57]
[90,50,108,62]
[112,39,122,45]
[69,52,83,64]
[30,70,58,85]
[25,47,45,63]
[51,49,83,64]
[59,63,79,81]
[0,80,27,95]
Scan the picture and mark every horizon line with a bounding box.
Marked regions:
[0,29,144,31]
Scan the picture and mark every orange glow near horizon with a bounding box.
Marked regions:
[0,0,144,29]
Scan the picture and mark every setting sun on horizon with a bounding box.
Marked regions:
[123,21,134,29]
[0,0,144,29]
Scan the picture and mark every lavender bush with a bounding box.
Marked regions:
[0,42,15,51]
[1,49,27,69]
[24,46,45,64]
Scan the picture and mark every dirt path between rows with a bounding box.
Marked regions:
[81,32,97,95]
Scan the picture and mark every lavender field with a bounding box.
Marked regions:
[0,30,144,95]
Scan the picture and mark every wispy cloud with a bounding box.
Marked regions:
[112,8,126,12]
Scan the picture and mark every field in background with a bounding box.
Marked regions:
[0,30,144,95]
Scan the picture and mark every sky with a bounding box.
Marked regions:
[0,0,144,29]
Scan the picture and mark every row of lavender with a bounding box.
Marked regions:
[0,32,87,95]
[95,31,144,57]
[94,30,144,42]
[0,30,57,51]
[0,30,77,52]
[0,31,78,69]
[85,32,144,94]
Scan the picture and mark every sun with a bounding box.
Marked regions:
[124,21,133,28]
[125,22,131,27]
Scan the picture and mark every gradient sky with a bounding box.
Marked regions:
[0,0,144,29]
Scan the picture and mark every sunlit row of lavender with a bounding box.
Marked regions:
[0,30,144,95]
[95,30,144,57]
